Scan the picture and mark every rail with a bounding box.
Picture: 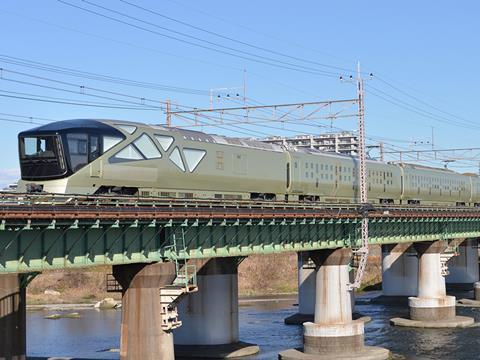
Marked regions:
[2,192,480,212]
[0,192,480,223]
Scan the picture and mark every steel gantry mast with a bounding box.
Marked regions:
[350,62,369,289]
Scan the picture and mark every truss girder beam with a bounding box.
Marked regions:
[0,216,480,273]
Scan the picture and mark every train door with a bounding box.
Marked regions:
[89,135,102,178]
[333,162,339,196]
[289,153,301,195]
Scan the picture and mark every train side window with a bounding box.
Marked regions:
[103,136,122,152]
[169,147,185,172]
[89,135,100,162]
[67,133,88,171]
[114,145,143,160]
[155,135,174,151]
[183,148,206,172]
[117,125,137,134]
[134,134,162,159]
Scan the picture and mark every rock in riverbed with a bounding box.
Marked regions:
[44,312,81,320]
[94,297,121,309]
[44,289,61,296]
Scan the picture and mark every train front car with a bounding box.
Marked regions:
[17,119,125,194]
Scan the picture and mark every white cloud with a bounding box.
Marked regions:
[0,168,20,189]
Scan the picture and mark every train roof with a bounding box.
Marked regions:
[101,119,287,152]
[18,119,124,138]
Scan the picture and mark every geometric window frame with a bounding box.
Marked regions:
[155,134,175,152]
[133,134,162,159]
[169,146,185,172]
[183,148,206,172]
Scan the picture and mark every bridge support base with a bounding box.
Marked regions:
[0,274,26,360]
[174,258,259,358]
[113,262,177,360]
[446,238,479,287]
[391,241,474,328]
[279,248,389,360]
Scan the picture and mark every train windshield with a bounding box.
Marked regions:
[19,135,67,180]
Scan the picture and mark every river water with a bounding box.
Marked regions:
[27,292,480,360]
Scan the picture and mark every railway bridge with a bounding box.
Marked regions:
[1,193,480,359]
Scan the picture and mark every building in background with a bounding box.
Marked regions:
[261,132,358,155]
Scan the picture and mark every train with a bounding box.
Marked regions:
[15,119,480,206]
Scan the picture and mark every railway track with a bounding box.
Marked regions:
[1,192,480,222]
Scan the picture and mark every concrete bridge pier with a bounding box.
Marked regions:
[113,262,177,360]
[446,238,479,287]
[279,248,389,360]
[285,252,356,325]
[391,240,474,328]
[284,252,316,324]
[381,243,418,296]
[174,258,259,358]
[0,274,26,360]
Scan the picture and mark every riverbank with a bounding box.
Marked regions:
[26,248,382,305]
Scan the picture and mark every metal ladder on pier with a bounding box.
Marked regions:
[105,228,198,331]
[160,228,198,331]
[440,243,459,277]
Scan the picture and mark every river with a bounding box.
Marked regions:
[27,292,480,360]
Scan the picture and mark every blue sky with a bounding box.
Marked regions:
[0,0,479,187]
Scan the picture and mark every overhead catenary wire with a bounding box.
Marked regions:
[0,91,162,110]
[0,67,167,109]
[56,0,341,78]
[0,54,209,96]
[118,0,360,74]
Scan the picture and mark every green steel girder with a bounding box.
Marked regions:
[0,215,480,273]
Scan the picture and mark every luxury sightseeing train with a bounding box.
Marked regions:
[16,119,480,206]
